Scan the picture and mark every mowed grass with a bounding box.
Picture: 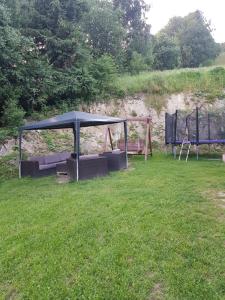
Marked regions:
[1,155,225,299]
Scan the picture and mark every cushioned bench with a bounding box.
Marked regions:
[100,150,127,171]
[118,140,145,154]
[21,152,71,177]
[67,155,109,180]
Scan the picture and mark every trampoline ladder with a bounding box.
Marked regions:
[179,140,191,162]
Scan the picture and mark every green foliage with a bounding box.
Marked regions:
[2,99,25,137]
[0,1,54,120]
[91,55,118,95]
[0,153,17,180]
[0,0,223,139]
[83,1,125,62]
[112,0,151,71]
[113,0,150,52]
[129,51,148,74]
[160,11,219,68]
[153,33,180,70]
[213,52,225,66]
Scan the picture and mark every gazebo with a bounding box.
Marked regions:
[19,111,128,180]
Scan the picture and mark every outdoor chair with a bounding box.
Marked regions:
[100,150,127,171]
[67,154,109,180]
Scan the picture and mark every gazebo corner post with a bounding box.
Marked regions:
[124,121,128,169]
[75,121,80,182]
[18,129,23,179]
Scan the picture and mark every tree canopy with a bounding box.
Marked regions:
[159,10,220,68]
[0,1,221,134]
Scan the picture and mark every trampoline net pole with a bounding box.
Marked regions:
[174,110,178,145]
[73,125,76,154]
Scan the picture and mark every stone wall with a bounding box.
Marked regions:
[1,93,224,156]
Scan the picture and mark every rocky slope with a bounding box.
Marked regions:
[1,92,225,157]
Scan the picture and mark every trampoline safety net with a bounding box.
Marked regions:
[165,108,225,145]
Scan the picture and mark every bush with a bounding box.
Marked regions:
[2,99,25,137]
[153,33,180,70]
[91,55,118,95]
[129,52,148,75]
[0,154,17,180]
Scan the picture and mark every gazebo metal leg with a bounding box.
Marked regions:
[75,121,80,182]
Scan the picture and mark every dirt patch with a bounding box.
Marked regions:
[56,173,71,184]
[212,191,225,209]
[148,283,164,300]
[145,271,155,279]
[201,189,225,220]
[5,288,18,300]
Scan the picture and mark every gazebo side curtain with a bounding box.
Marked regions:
[75,120,80,182]
[19,120,128,180]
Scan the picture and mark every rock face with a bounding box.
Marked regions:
[1,93,225,156]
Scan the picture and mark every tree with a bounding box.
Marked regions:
[113,0,152,67]
[180,11,219,67]
[113,0,149,36]
[129,51,148,74]
[160,16,184,40]
[160,11,219,68]
[19,0,90,69]
[90,55,118,94]
[4,0,100,107]
[0,2,51,126]
[83,1,125,61]
[153,33,180,70]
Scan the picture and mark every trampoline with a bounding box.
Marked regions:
[165,107,225,157]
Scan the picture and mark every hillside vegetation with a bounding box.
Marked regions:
[0,0,222,139]
[115,67,225,100]
[213,52,225,66]
[1,66,225,145]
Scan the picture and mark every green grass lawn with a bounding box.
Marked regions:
[1,155,225,299]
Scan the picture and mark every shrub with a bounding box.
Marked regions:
[2,99,25,137]
[129,52,148,75]
[91,55,118,95]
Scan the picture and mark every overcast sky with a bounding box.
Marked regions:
[146,0,225,43]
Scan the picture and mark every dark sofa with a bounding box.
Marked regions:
[67,154,109,181]
[100,150,127,171]
[21,152,71,177]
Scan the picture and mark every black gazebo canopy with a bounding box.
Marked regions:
[21,111,126,130]
[19,111,128,180]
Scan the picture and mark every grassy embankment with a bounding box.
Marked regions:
[214,52,225,66]
[114,66,225,101]
[0,155,225,299]
[1,65,225,173]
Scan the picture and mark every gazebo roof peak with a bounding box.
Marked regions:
[21,110,126,131]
